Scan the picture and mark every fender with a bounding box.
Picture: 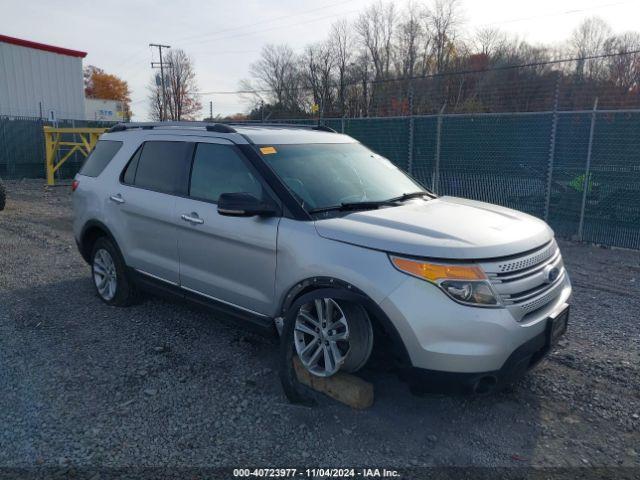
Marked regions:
[279,278,411,368]
[78,219,121,264]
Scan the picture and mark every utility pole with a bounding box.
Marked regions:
[209,101,213,120]
[150,43,171,121]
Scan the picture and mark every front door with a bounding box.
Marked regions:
[175,140,280,316]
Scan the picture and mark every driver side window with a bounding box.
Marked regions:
[189,143,262,203]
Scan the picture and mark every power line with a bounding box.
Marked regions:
[478,0,632,28]
[180,6,362,50]
[197,48,640,96]
[173,0,354,45]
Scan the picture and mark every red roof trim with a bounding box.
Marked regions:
[0,34,87,58]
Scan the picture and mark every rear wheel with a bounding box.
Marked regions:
[91,237,137,306]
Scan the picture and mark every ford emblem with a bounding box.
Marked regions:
[544,265,560,284]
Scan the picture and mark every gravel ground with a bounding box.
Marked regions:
[0,180,638,472]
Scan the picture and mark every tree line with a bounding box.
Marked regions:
[240,0,640,118]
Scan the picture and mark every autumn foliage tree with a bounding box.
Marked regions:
[84,66,132,119]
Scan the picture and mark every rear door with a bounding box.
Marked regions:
[175,139,280,316]
[107,138,192,284]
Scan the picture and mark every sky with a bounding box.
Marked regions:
[2,0,639,120]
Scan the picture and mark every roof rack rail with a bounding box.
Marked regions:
[107,122,237,133]
[224,122,337,133]
[313,125,337,133]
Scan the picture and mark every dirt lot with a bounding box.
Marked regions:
[0,180,639,474]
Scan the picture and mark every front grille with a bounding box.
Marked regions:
[481,240,565,321]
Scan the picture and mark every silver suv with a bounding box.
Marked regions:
[72,122,571,396]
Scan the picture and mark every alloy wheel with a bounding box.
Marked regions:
[294,298,350,377]
[93,248,117,301]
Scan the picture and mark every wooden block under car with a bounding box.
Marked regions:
[293,356,374,409]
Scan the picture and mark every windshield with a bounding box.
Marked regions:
[258,143,424,211]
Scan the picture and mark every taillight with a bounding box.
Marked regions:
[71,180,79,192]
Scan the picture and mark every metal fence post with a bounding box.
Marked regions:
[544,73,560,221]
[432,103,446,194]
[407,86,414,175]
[577,97,599,241]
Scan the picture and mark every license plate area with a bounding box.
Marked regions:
[547,305,569,347]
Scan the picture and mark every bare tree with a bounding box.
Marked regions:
[248,44,302,112]
[604,32,640,91]
[148,49,201,121]
[330,20,353,114]
[425,0,463,73]
[474,27,507,58]
[395,2,426,79]
[355,1,396,80]
[301,42,335,114]
[240,0,640,117]
[571,17,613,81]
[148,77,164,121]
[350,52,373,116]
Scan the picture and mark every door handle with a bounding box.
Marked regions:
[109,194,125,204]
[181,213,204,225]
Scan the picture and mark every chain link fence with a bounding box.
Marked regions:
[1,109,638,249]
[240,108,640,250]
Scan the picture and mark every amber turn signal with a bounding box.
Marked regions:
[390,257,486,282]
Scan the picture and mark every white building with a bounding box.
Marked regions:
[0,34,86,120]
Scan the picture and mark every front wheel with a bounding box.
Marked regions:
[91,237,137,306]
[294,298,373,377]
[279,295,374,404]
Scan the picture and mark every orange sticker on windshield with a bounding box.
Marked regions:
[260,146,277,155]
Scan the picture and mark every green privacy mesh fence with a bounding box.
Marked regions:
[0,117,115,180]
[1,113,639,249]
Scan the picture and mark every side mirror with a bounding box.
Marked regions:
[217,192,278,217]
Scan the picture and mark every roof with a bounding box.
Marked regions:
[233,125,355,145]
[0,34,87,58]
[104,122,357,145]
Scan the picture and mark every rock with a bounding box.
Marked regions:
[143,388,157,396]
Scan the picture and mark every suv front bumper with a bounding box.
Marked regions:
[378,273,571,390]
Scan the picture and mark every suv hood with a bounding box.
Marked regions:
[314,196,554,260]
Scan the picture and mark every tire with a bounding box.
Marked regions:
[279,294,374,405]
[0,180,6,211]
[90,237,137,306]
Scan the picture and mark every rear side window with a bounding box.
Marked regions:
[189,143,263,203]
[132,141,192,194]
[79,140,122,177]
[121,146,142,185]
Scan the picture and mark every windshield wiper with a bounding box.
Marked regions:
[309,201,386,214]
[308,192,433,215]
[385,191,433,202]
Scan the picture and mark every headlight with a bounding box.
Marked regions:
[390,256,500,307]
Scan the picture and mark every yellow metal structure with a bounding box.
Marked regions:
[44,126,108,185]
